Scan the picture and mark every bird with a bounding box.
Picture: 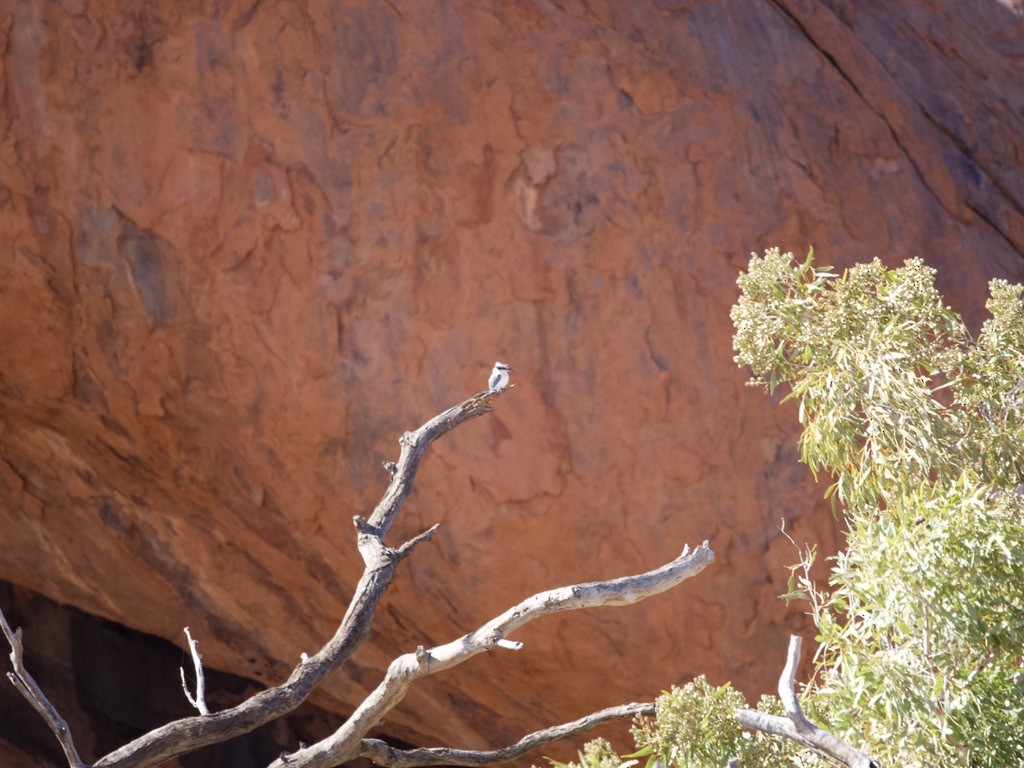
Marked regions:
[488,362,515,392]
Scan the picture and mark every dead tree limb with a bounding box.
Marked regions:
[267,541,715,768]
[0,388,506,768]
[179,627,209,716]
[2,380,716,768]
[1,603,85,768]
[358,702,655,767]
[736,635,881,768]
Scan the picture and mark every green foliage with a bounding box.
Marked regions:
[545,679,820,768]
[543,738,633,768]
[735,249,1024,767]
[550,249,1022,768]
[628,678,810,768]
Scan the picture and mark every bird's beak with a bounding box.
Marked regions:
[508,366,516,372]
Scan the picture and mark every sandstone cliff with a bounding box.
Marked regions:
[1,0,1022,764]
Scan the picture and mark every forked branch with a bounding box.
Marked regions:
[2,380,720,768]
[736,635,881,768]
[2,387,508,768]
[268,542,715,768]
[179,627,209,716]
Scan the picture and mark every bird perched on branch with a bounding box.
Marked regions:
[488,361,515,392]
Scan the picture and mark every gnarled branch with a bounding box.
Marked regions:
[0,387,509,768]
[2,380,719,768]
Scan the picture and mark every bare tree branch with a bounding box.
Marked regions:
[86,387,508,768]
[358,702,655,768]
[736,635,881,768]
[268,542,715,768]
[1,604,85,768]
[179,627,209,716]
[366,389,508,538]
[2,381,718,768]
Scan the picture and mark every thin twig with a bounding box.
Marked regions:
[1,605,86,768]
[180,627,210,716]
[267,542,715,768]
[358,703,655,767]
[393,524,442,561]
[736,635,881,768]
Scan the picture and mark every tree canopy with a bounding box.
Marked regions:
[556,249,1024,768]
[732,249,1024,766]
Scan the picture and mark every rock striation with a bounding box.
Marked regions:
[1,0,1023,763]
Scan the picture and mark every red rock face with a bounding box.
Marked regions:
[1,0,1022,761]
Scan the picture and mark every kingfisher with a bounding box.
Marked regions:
[488,362,515,392]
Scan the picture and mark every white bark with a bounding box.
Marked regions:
[179,627,209,716]
[268,543,714,768]
[736,635,881,768]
